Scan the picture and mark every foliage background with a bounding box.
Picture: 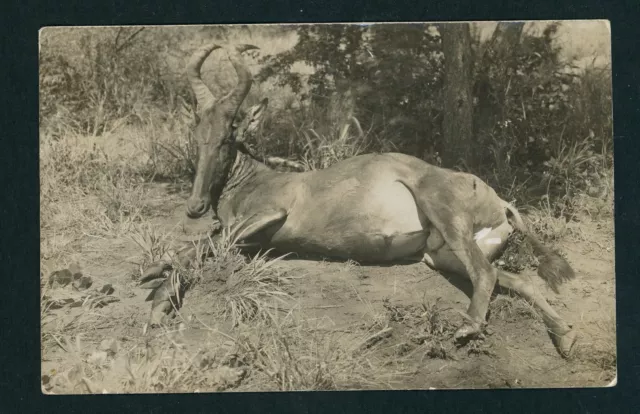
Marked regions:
[38,22,616,394]
[39,22,612,218]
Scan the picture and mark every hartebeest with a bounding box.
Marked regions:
[141,43,578,357]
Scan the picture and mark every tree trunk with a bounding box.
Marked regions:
[486,22,525,57]
[441,23,474,169]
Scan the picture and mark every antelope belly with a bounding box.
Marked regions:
[369,180,426,235]
[270,180,429,261]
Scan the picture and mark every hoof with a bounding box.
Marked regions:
[140,261,172,285]
[149,300,174,327]
[552,328,579,358]
[454,321,485,345]
[147,278,179,328]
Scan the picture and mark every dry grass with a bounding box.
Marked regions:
[229,314,413,391]
[216,250,294,327]
[39,115,196,264]
[43,328,241,394]
[489,293,541,322]
[127,222,174,268]
[155,224,299,328]
[382,298,462,361]
[43,303,414,394]
[39,118,199,392]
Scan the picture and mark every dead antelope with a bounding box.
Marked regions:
[141,43,578,357]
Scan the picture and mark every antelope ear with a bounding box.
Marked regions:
[242,98,269,132]
[250,97,269,120]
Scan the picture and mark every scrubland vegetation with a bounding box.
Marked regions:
[40,22,615,393]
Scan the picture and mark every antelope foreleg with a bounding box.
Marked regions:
[140,221,224,284]
[229,208,288,246]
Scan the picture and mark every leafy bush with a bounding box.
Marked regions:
[473,24,612,211]
[40,27,191,137]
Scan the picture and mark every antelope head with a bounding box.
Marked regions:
[185,44,259,219]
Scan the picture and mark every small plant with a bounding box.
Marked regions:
[127,222,173,270]
[383,298,457,360]
[489,293,540,322]
[217,249,293,327]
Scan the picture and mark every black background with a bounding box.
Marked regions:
[2,0,638,412]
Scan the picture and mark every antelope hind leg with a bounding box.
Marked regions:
[422,220,514,274]
[422,221,514,342]
[495,270,578,358]
[423,222,577,357]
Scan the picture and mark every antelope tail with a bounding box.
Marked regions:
[502,201,576,293]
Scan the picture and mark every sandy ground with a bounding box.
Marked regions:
[41,183,616,392]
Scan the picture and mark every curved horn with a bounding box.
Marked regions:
[186,44,222,111]
[221,44,260,116]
